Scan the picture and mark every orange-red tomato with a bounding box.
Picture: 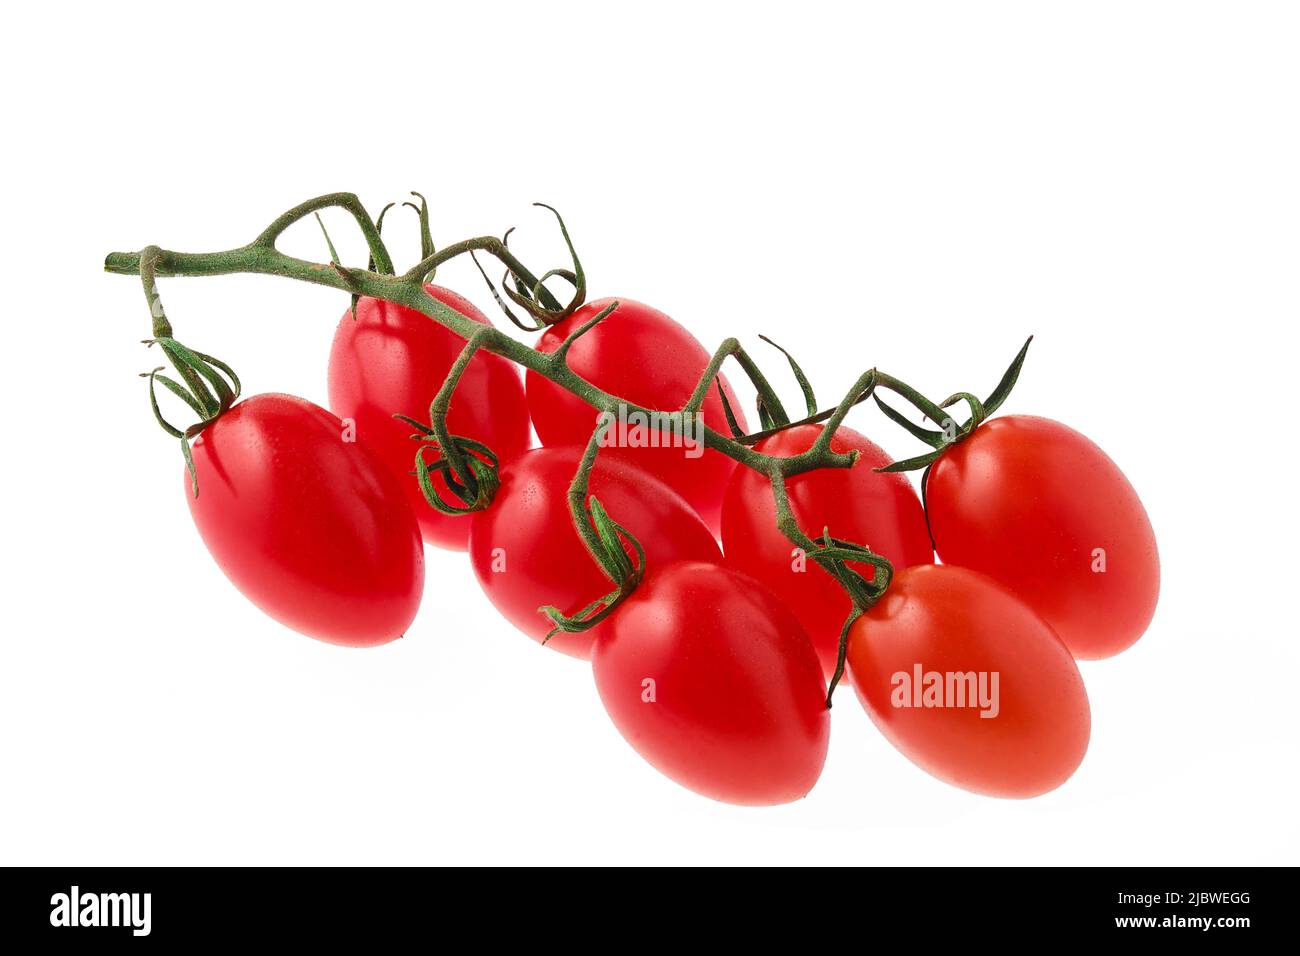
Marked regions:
[848,564,1090,798]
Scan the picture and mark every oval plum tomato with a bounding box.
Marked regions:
[592,561,829,805]
[468,447,722,659]
[721,424,934,679]
[925,415,1159,659]
[328,285,531,550]
[848,564,1090,798]
[186,393,424,646]
[526,297,746,533]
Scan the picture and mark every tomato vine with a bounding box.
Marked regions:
[105,191,1030,703]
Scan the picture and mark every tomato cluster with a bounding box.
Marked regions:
[138,210,1158,807]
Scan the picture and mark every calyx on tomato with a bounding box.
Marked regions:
[472,202,588,332]
[871,336,1033,473]
[135,247,242,497]
[537,437,648,639]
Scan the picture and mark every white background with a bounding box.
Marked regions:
[2,1,1296,865]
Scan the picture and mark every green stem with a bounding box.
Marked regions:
[105,234,853,480]
[432,333,489,482]
[567,415,620,583]
[138,246,172,339]
[254,192,395,276]
[769,470,894,705]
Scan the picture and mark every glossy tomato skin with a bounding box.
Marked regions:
[328,285,531,551]
[468,447,722,659]
[526,297,746,533]
[593,561,829,806]
[721,424,934,679]
[848,565,1090,798]
[186,394,424,646]
[925,415,1159,659]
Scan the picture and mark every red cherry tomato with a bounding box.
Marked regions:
[721,423,934,678]
[848,564,1090,798]
[526,297,746,532]
[593,560,829,805]
[468,447,722,658]
[328,285,531,550]
[925,415,1159,659]
[186,393,425,646]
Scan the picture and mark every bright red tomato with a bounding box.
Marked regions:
[848,564,1090,798]
[468,447,722,658]
[593,561,829,805]
[721,424,934,679]
[186,393,424,646]
[328,285,531,550]
[526,297,746,533]
[925,415,1159,659]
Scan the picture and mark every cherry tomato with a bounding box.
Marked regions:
[526,297,746,533]
[186,393,424,646]
[848,564,1090,798]
[721,423,934,679]
[925,415,1159,659]
[593,560,829,805]
[328,285,531,550]
[468,447,722,659]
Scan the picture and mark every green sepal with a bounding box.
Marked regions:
[158,338,218,415]
[939,391,987,430]
[538,501,646,640]
[166,339,236,414]
[181,435,198,498]
[588,496,634,583]
[758,335,818,416]
[716,379,744,438]
[981,336,1032,419]
[876,336,1034,471]
[366,202,397,278]
[145,369,204,431]
[471,249,548,333]
[314,211,342,265]
[501,204,584,324]
[190,350,242,405]
[406,430,502,516]
[875,449,945,473]
[140,336,241,497]
[404,192,436,282]
[826,608,865,707]
[873,394,947,449]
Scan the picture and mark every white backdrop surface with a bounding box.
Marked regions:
[0,1,1296,865]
